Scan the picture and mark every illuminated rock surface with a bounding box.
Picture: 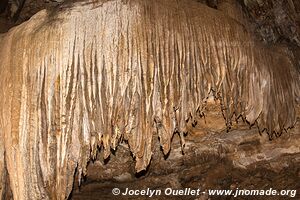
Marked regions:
[0,0,299,199]
[71,105,300,200]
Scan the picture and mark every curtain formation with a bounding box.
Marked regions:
[0,0,299,199]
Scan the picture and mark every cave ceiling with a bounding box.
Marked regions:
[1,0,300,67]
[0,0,299,44]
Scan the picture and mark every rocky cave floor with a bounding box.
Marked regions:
[69,104,300,200]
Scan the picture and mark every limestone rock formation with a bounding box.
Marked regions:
[71,105,300,199]
[0,0,299,199]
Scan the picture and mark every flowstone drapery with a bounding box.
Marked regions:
[0,0,299,199]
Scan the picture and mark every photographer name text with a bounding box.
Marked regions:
[121,188,201,197]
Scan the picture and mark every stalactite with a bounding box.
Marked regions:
[0,0,299,199]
